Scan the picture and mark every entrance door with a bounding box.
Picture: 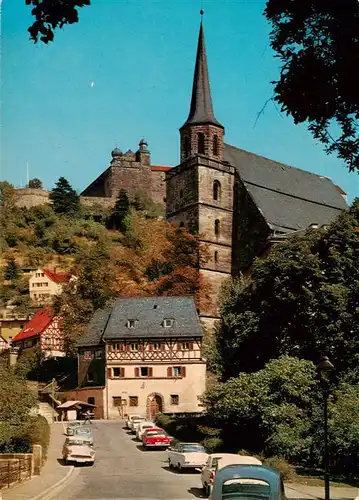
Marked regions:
[148,394,163,419]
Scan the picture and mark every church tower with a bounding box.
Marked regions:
[166,14,235,330]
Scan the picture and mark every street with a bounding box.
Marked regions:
[56,421,204,500]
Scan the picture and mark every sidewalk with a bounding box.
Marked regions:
[285,482,359,500]
[1,422,74,500]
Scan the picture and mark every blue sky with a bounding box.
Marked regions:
[2,0,358,202]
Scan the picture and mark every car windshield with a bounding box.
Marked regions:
[222,479,270,499]
[68,440,91,446]
[182,444,206,453]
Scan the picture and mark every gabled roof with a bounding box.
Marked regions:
[224,144,347,233]
[181,21,223,129]
[43,268,70,284]
[78,297,203,346]
[12,308,54,342]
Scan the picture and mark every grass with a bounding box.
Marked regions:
[289,468,359,488]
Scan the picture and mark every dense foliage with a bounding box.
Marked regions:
[26,0,90,44]
[28,178,43,189]
[49,176,80,215]
[265,0,359,172]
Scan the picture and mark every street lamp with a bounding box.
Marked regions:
[316,356,334,500]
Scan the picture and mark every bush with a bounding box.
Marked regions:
[264,456,297,481]
[197,425,221,437]
[23,415,50,462]
[202,437,223,453]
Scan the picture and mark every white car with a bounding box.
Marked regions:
[129,416,146,433]
[62,437,95,465]
[201,453,262,497]
[168,442,208,471]
[135,421,155,440]
[125,414,142,429]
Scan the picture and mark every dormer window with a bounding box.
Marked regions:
[163,318,174,328]
[127,319,136,328]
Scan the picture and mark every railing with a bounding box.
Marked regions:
[0,455,32,489]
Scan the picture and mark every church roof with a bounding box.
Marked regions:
[181,21,223,130]
[224,144,347,233]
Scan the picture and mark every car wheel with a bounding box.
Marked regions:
[178,463,182,472]
[63,456,67,465]
[206,485,211,497]
[168,458,173,468]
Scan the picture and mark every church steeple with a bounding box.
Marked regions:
[180,15,225,163]
[181,19,223,129]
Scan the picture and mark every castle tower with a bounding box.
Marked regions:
[166,14,235,330]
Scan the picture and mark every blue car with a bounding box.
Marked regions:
[210,464,287,500]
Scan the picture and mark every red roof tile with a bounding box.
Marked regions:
[43,268,70,284]
[151,165,172,172]
[12,308,54,342]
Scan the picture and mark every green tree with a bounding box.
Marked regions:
[109,189,131,232]
[265,0,359,172]
[214,200,359,379]
[0,181,16,208]
[28,178,43,189]
[49,177,80,215]
[26,0,90,44]
[4,256,20,281]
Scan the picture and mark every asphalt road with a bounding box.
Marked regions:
[56,420,205,500]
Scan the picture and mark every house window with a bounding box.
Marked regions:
[213,135,219,156]
[214,251,218,263]
[198,132,205,154]
[88,397,95,405]
[153,343,161,351]
[163,318,174,328]
[214,219,220,237]
[127,319,136,328]
[171,394,179,405]
[141,367,149,377]
[213,180,221,201]
[179,222,185,228]
[95,350,102,358]
[113,397,122,407]
[129,396,138,407]
[183,136,190,158]
[135,367,153,377]
[173,366,186,377]
[130,343,138,351]
[84,351,93,360]
[113,367,125,377]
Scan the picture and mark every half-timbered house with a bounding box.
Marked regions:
[77,297,206,419]
[12,308,65,357]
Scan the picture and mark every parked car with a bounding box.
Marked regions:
[135,421,155,440]
[66,422,87,435]
[201,453,262,497]
[168,442,208,471]
[142,428,171,449]
[129,416,146,433]
[210,464,286,500]
[72,426,93,445]
[125,414,142,429]
[62,437,95,465]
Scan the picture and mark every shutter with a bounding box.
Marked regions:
[149,344,153,351]
[139,343,144,351]
[160,343,166,351]
[135,367,140,377]
[189,342,194,350]
[177,343,182,350]
[120,367,125,377]
[125,344,130,351]
[120,344,125,351]
[181,366,186,377]
[167,367,172,377]
[107,368,112,379]
[149,367,153,377]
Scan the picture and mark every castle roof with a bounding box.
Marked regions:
[224,144,347,233]
[77,297,202,346]
[151,165,172,172]
[181,21,223,130]
[12,308,54,342]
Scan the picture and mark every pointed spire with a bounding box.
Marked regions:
[182,18,223,129]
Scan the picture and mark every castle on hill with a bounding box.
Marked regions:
[15,19,348,329]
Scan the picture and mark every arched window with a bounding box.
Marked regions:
[179,221,185,228]
[180,189,183,199]
[184,136,190,158]
[198,133,205,154]
[214,251,218,263]
[214,219,220,237]
[213,135,219,156]
[213,180,221,201]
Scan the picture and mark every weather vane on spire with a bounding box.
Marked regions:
[200,0,204,17]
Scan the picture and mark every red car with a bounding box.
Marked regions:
[142,427,171,449]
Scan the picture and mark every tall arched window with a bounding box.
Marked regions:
[183,136,190,158]
[179,221,185,228]
[213,135,219,156]
[214,251,218,263]
[213,180,221,201]
[198,133,205,154]
[214,219,220,237]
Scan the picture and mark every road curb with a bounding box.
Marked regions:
[31,465,75,500]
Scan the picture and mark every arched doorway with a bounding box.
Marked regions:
[147,393,164,419]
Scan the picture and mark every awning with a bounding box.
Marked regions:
[57,400,96,410]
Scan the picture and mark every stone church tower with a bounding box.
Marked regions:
[166,19,235,330]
